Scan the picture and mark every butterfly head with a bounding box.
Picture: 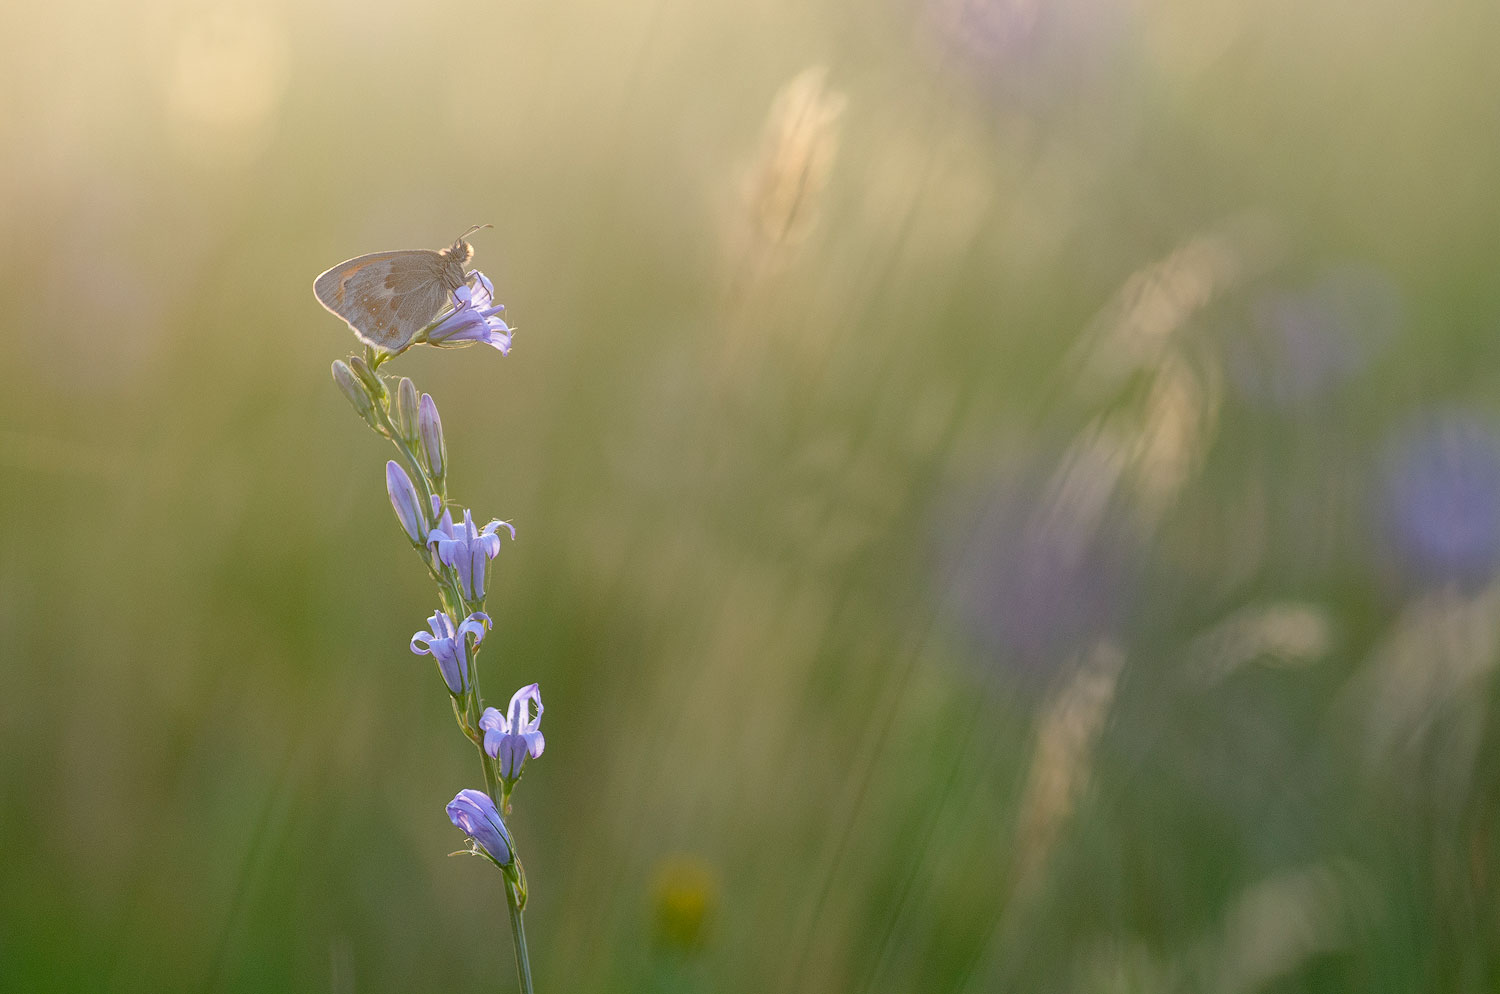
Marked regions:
[442,224,491,265]
[437,225,490,290]
[444,238,475,264]
[438,237,473,263]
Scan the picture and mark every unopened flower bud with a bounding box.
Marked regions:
[331,360,375,423]
[395,377,420,443]
[349,355,387,405]
[418,392,446,479]
[385,460,427,544]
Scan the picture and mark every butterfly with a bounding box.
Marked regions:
[314,226,489,351]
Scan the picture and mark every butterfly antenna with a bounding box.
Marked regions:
[457,224,492,241]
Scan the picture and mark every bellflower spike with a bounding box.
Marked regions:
[386,460,427,544]
[410,610,492,696]
[447,789,514,867]
[481,684,546,783]
[426,272,512,354]
[428,508,515,601]
[418,392,446,479]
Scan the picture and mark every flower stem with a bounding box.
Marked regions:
[504,876,535,994]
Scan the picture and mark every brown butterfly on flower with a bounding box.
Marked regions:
[314,225,490,351]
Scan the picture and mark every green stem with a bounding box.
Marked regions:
[476,748,526,991]
[504,876,535,994]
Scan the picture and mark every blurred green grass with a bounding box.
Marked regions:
[3,0,1500,991]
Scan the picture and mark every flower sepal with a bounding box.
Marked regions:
[451,696,481,744]
[505,852,528,910]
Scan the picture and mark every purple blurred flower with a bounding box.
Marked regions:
[426,272,511,353]
[446,788,514,867]
[1379,411,1500,589]
[926,0,1128,111]
[410,610,491,695]
[938,464,1144,675]
[386,461,428,544]
[1227,264,1402,409]
[428,507,514,602]
[481,684,545,783]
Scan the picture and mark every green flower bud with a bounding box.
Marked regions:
[331,360,376,424]
[395,377,420,443]
[418,392,447,480]
[349,355,387,405]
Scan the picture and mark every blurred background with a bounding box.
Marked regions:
[2,0,1499,990]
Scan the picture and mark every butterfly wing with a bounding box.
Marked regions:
[314,250,454,351]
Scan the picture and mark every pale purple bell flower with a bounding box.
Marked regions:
[926,0,1128,112]
[428,507,515,601]
[386,461,428,544]
[1227,264,1402,410]
[410,610,492,695]
[426,271,512,353]
[480,683,545,782]
[446,788,514,867]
